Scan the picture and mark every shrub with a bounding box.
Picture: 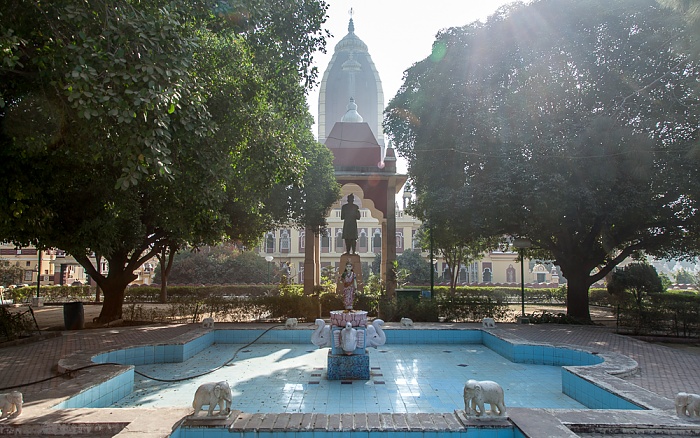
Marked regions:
[14,285,92,303]
[437,294,510,323]
[611,291,700,337]
[589,288,615,307]
[0,307,35,341]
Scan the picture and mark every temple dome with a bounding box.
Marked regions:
[335,19,368,53]
[341,98,363,123]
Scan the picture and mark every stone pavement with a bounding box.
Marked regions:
[0,305,699,437]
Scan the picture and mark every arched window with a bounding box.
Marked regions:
[299,229,305,250]
[372,229,382,253]
[506,265,516,283]
[358,229,368,253]
[279,229,290,253]
[265,232,275,253]
[459,266,468,283]
[482,267,492,283]
[335,229,344,253]
[469,262,479,283]
[442,264,450,282]
[321,230,330,253]
[396,230,404,253]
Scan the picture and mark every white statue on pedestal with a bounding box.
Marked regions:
[340,322,358,355]
[463,379,507,417]
[0,391,22,419]
[192,381,232,417]
[676,392,700,418]
[311,319,331,348]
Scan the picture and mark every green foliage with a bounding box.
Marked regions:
[659,272,674,291]
[525,311,584,325]
[9,285,91,303]
[608,262,678,334]
[371,253,381,276]
[396,250,432,285]
[379,296,440,323]
[613,291,700,337]
[674,268,696,284]
[124,285,276,303]
[607,263,665,310]
[589,288,619,307]
[650,293,700,337]
[271,137,341,231]
[0,0,332,322]
[412,225,503,292]
[0,259,23,287]
[436,293,511,323]
[0,307,34,341]
[385,0,700,322]
[154,247,274,285]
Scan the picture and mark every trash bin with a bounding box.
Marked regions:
[421,289,432,300]
[63,302,84,330]
[396,289,421,302]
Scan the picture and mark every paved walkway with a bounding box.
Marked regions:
[0,305,699,437]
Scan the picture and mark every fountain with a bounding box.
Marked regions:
[311,252,386,380]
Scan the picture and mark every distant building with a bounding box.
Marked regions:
[0,243,155,288]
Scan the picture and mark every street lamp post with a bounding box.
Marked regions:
[513,238,531,323]
[265,255,274,284]
[429,223,434,298]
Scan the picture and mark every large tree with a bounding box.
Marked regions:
[0,0,332,322]
[414,223,502,292]
[396,249,432,285]
[385,0,700,321]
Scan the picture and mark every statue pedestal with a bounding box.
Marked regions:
[327,314,370,380]
[330,310,367,327]
[327,351,370,380]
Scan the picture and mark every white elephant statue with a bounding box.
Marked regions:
[201,317,214,329]
[366,319,386,348]
[463,379,506,417]
[192,381,232,417]
[676,392,700,418]
[311,319,331,348]
[482,318,496,328]
[0,391,23,419]
[400,317,414,327]
[285,318,298,329]
[340,322,358,355]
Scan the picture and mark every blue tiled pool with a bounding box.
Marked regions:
[54,328,643,415]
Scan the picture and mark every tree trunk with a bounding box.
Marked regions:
[71,241,161,324]
[565,274,593,322]
[160,281,167,304]
[90,263,137,323]
[99,283,126,323]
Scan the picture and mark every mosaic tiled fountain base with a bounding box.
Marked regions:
[328,310,368,380]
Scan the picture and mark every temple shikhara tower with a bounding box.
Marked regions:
[303,14,407,298]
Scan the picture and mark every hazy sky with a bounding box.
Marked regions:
[307,0,521,167]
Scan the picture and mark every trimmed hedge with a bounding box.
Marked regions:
[117,285,517,324]
[5,285,92,303]
[612,291,700,337]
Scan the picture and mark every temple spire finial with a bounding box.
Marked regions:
[348,8,355,33]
